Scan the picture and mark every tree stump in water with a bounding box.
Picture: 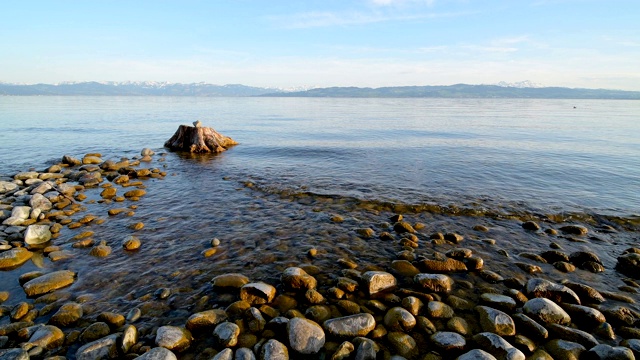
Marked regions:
[164,123,237,153]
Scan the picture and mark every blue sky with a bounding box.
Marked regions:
[2,0,639,90]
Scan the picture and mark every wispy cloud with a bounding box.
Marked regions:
[369,0,436,6]
[270,10,466,29]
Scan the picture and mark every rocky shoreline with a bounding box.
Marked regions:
[1,150,640,360]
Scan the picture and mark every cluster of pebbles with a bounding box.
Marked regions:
[1,150,640,360]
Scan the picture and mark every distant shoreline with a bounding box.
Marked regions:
[1,82,639,99]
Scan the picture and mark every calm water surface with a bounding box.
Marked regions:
[2,96,639,218]
[0,97,639,356]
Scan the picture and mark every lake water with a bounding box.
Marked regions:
[1,96,639,356]
[1,96,639,219]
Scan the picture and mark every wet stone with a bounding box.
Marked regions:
[287,317,325,354]
[22,270,76,297]
[260,339,289,360]
[523,298,571,325]
[616,253,640,279]
[97,311,126,329]
[281,267,317,291]
[472,332,525,360]
[80,322,111,343]
[240,282,276,304]
[28,325,65,350]
[545,339,585,360]
[186,309,228,333]
[323,313,376,338]
[547,323,598,349]
[563,281,605,304]
[524,278,581,304]
[0,247,33,270]
[214,321,240,347]
[155,326,192,352]
[561,303,606,327]
[540,250,570,263]
[75,334,120,360]
[430,331,466,352]
[387,332,418,359]
[522,221,541,231]
[584,344,635,360]
[480,293,517,312]
[49,302,83,327]
[426,301,455,319]
[476,306,516,336]
[383,307,416,332]
[560,225,588,235]
[362,271,397,295]
[213,273,250,289]
[457,349,497,360]
[414,273,453,293]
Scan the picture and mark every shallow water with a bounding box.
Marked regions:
[0,96,639,357]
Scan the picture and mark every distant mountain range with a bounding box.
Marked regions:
[1,81,639,99]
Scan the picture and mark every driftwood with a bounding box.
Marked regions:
[164,123,237,153]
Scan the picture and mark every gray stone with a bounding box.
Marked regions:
[323,313,376,337]
[29,193,52,212]
[236,348,257,360]
[75,334,119,360]
[525,278,581,304]
[0,348,29,360]
[260,339,288,360]
[24,224,52,245]
[361,271,397,295]
[457,349,497,360]
[134,347,178,360]
[331,341,355,360]
[0,181,18,194]
[155,326,192,352]
[213,348,233,360]
[523,298,571,325]
[14,172,39,181]
[354,338,377,360]
[387,332,418,358]
[476,306,516,336]
[214,321,240,347]
[480,293,517,312]
[472,332,525,360]
[547,324,598,349]
[620,339,640,357]
[512,313,548,340]
[430,331,466,351]
[287,317,325,354]
[583,344,635,360]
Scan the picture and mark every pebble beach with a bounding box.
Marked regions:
[1,147,640,360]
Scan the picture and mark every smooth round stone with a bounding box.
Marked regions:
[525,278,581,305]
[547,324,598,349]
[214,322,240,347]
[512,313,549,340]
[287,317,325,354]
[127,308,142,323]
[323,313,376,337]
[616,253,640,279]
[49,302,83,326]
[545,339,586,360]
[426,301,455,319]
[97,312,126,328]
[522,221,541,231]
[0,181,18,193]
[457,349,497,360]
[27,325,64,350]
[80,322,111,343]
[361,271,397,295]
[480,293,517,312]
[401,296,423,316]
[186,309,228,333]
[620,339,640,357]
[563,281,605,303]
[134,347,178,360]
[281,267,317,291]
[89,243,112,257]
[391,260,420,277]
[213,348,233,360]
[212,273,250,288]
[560,225,588,235]
[561,303,606,327]
[305,305,332,324]
[387,332,418,358]
[383,307,416,332]
[155,326,192,352]
[472,332,525,360]
[121,325,138,354]
[443,316,468,336]
[260,339,289,360]
[23,224,52,245]
[476,306,516,336]
[236,347,256,360]
[123,236,141,250]
[430,331,466,351]
[240,282,276,304]
[0,348,29,360]
[0,247,33,270]
[523,298,571,325]
[583,344,635,360]
[22,270,76,297]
